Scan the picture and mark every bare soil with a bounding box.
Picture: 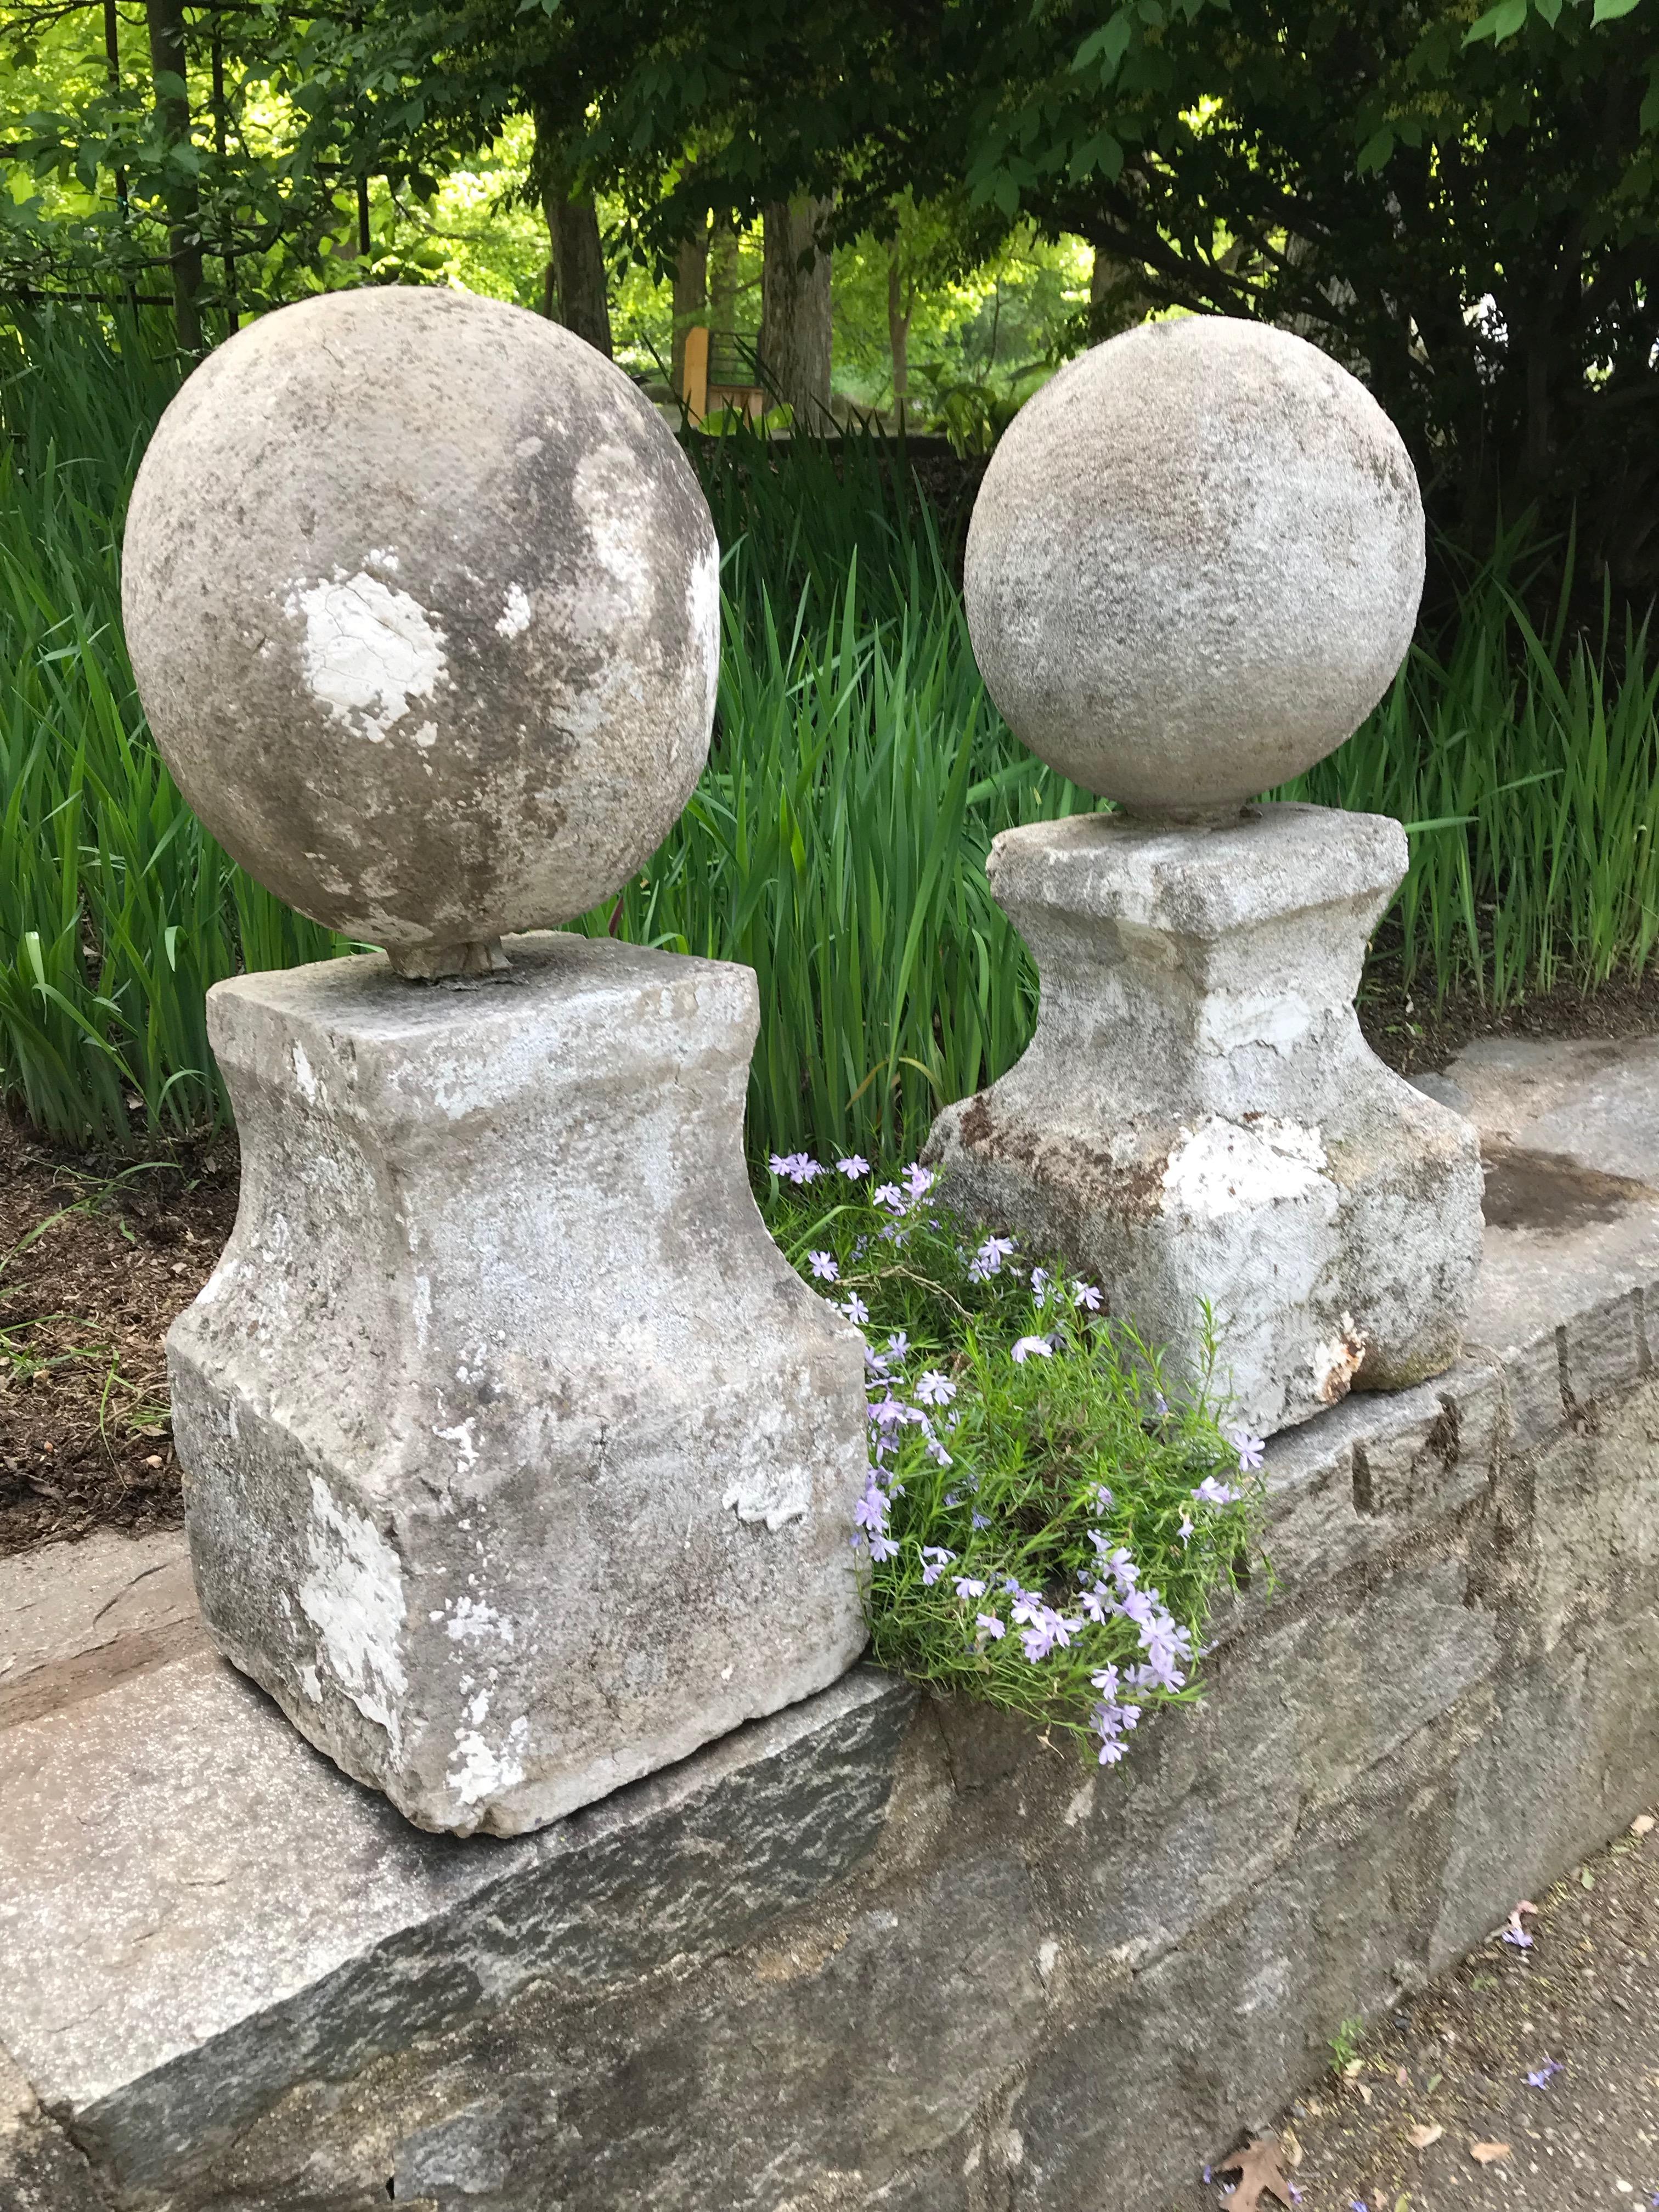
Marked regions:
[0,1118,236,1557]
[5,961,1659,1560]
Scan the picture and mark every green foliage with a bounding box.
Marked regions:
[766,1173,1257,1754]
[7,315,1659,1160]
[1286,524,1659,1006]
[0,311,341,1141]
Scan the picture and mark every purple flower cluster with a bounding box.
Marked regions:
[1071,1541,1195,1760]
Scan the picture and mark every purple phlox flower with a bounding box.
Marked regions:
[1009,1591,1047,1627]
[1194,1475,1243,1508]
[1090,1482,1115,1512]
[871,1182,906,1211]
[904,1161,935,1199]
[1030,1265,1052,1302]
[1120,1587,1158,1628]
[1201,2168,1212,2188]
[864,1344,890,1376]
[806,1249,839,1283]
[919,1544,957,1586]
[840,1291,870,1327]
[1090,1663,1121,1701]
[1351,2199,1369,2211]
[771,1151,823,1185]
[1012,1334,1053,1364]
[1502,1904,1535,1949]
[852,1481,888,1536]
[1096,1544,1137,1588]
[1178,1511,1195,1544]
[975,1612,1005,1641]
[914,1369,957,1407]
[943,1490,962,1508]
[1073,1279,1103,1312]
[1124,1661,1158,1692]
[887,1331,911,1362]
[1153,1389,1169,1417]
[868,1530,899,1562]
[836,1154,871,1180]
[1226,1423,1266,1474]
[1096,1736,1127,1765]
[926,1435,954,1468]
[973,1234,1017,1277]
[1288,2188,1304,2207]
[953,1575,988,1600]
[1078,1582,1116,1624]
[971,1510,991,1529]
[1525,2057,1562,2089]
[1020,1606,1082,1662]
[868,1395,921,1430]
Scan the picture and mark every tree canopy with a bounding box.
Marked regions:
[3,0,1657,573]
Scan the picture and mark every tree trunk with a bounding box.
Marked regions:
[672,219,709,397]
[144,0,203,353]
[760,196,833,427]
[887,247,911,422]
[532,108,613,358]
[708,220,740,334]
[1088,244,1146,340]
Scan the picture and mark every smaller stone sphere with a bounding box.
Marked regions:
[122,288,720,969]
[964,318,1425,817]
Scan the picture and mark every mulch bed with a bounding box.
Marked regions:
[7,959,1659,1560]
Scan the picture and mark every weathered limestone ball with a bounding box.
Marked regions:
[964,317,1425,817]
[122,287,719,972]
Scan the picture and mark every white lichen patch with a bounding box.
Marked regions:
[443,1594,516,1646]
[723,1465,811,1532]
[1161,1115,1334,1221]
[495,583,533,639]
[284,569,446,743]
[290,1040,319,1104]
[297,1475,408,1751]
[1312,1311,1367,1403]
[1197,989,1313,1056]
[448,1714,528,1808]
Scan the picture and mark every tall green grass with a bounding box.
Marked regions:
[1287,527,1659,1005]
[4,309,1659,1162]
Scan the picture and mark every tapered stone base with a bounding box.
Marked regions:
[926,805,1483,1435]
[170,933,868,1836]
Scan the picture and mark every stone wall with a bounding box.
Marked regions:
[6,1035,1659,2211]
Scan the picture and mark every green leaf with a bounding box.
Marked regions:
[1071,13,1135,77]
[1356,126,1395,173]
[1464,0,1530,43]
[1535,0,1561,20]
[1593,0,1643,20]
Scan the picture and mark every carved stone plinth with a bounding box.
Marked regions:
[170,933,867,1836]
[926,805,1483,1435]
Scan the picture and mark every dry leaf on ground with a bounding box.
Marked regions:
[1632,1813,1655,1837]
[1216,2136,1295,2212]
[1407,2123,1443,2149]
[1469,2141,1511,2164]
[1279,2128,1304,2169]
[1356,2083,1374,2106]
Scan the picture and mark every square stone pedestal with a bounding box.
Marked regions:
[927,804,1484,1434]
[170,932,868,1836]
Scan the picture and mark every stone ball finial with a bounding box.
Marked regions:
[122,288,720,975]
[964,317,1424,819]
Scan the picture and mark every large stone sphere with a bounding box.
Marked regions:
[964,317,1424,817]
[122,288,719,969]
